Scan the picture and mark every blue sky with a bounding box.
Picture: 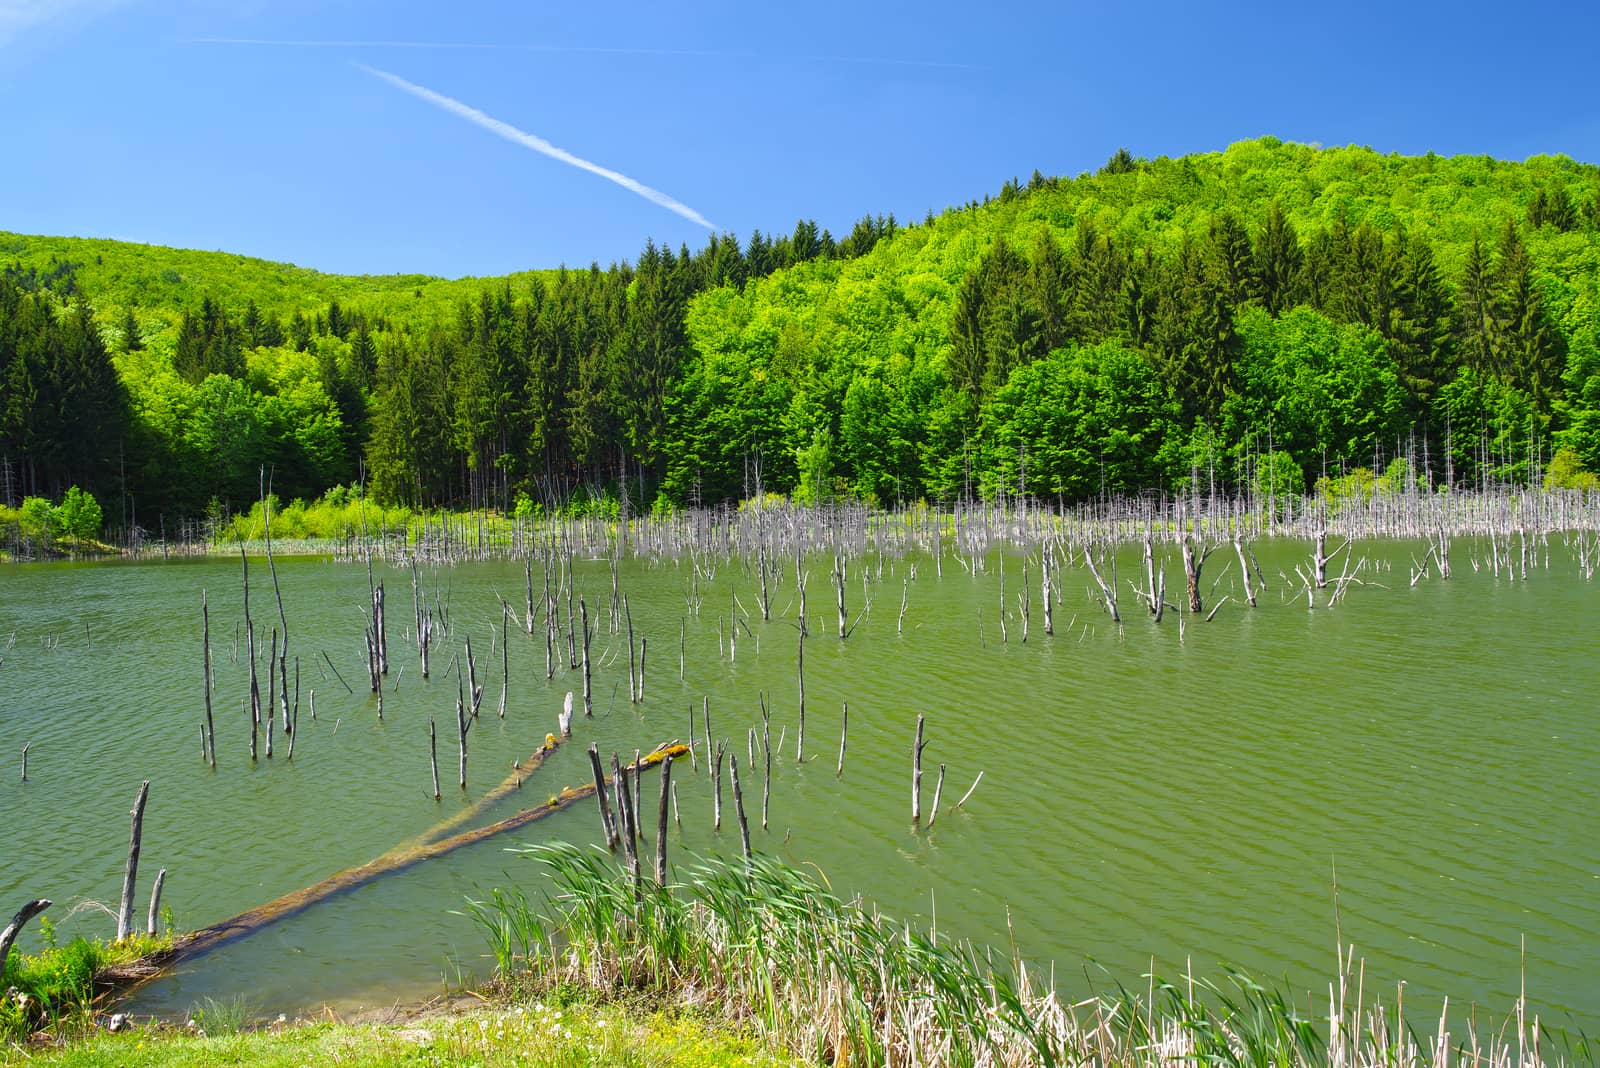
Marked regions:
[2,0,1597,279]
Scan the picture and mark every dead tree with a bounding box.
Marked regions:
[0,898,52,967]
[911,715,928,824]
[146,869,167,936]
[1180,536,1216,615]
[588,744,617,849]
[655,754,673,884]
[1081,545,1120,623]
[579,597,593,717]
[201,590,216,767]
[116,781,151,941]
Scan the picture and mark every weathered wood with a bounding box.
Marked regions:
[655,753,673,884]
[266,627,280,751]
[0,898,51,968]
[712,741,725,831]
[954,770,984,810]
[589,744,617,849]
[834,554,848,638]
[796,632,806,765]
[626,595,638,702]
[497,601,509,718]
[202,590,215,767]
[456,672,469,790]
[730,753,752,860]
[579,597,593,717]
[116,780,150,941]
[836,701,848,778]
[286,658,300,760]
[927,764,946,827]
[465,637,482,718]
[911,716,927,824]
[146,869,166,936]
[1233,535,1257,608]
[103,743,687,984]
[429,719,441,801]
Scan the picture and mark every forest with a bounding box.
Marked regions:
[3,137,1599,532]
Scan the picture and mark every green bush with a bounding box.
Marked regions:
[18,496,56,541]
[1545,446,1600,490]
[56,486,103,542]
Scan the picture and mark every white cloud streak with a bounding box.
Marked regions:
[358,64,716,230]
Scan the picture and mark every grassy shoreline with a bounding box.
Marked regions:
[7,843,1593,1067]
[3,996,801,1067]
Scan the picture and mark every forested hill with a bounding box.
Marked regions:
[4,137,1600,529]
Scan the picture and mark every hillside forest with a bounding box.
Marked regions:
[3,138,1600,532]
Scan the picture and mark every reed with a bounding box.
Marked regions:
[469,845,1589,1068]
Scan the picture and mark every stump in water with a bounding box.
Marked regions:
[429,719,441,801]
[730,753,752,860]
[146,869,167,936]
[202,590,216,768]
[655,754,673,884]
[837,702,848,778]
[911,716,928,824]
[588,745,617,850]
[579,597,593,717]
[1180,536,1214,615]
[116,781,150,942]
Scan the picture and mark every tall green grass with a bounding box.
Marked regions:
[468,844,1589,1068]
[1,929,171,1042]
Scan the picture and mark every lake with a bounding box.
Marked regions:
[1,533,1595,1027]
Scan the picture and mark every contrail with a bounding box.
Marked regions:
[357,64,716,230]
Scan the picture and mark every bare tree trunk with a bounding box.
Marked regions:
[730,754,752,860]
[117,781,150,941]
[588,745,616,849]
[579,597,592,717]
[626,595,637,702]
[836,701,848,778]
[712,742,724,831]
[655,754,673,884]
[927,764,947,827]
[911,715,928,823]
[0,898,51,966]
[146,868,167,936]
[429,719,441,801]
[202,590,215,767]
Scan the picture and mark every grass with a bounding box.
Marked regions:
[1,929,172,1045]
[463,843,1593,1068]
[4,1000,801,1067]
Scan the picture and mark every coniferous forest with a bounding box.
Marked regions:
[4,138,1600,532]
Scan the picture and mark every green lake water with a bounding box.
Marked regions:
[0,538,1595,1027]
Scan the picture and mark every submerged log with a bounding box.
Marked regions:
[101,741,688,987]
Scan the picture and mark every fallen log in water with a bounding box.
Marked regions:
[98,740,690,989]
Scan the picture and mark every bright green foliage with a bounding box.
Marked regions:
[18,494,55,540]
[1228,306,1406,484]
[982,341,1184,498]
[4,139,1600,522]
[2,929,170,1042]
[1545,446,1600,489]
[55,485,102,541]
[1249,450,1306,501]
